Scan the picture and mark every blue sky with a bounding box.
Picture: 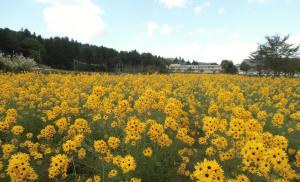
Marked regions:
[1,0,300,63]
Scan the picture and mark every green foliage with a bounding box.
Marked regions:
[250,34,300,76]
[20,37,45,64]
[240,62,251,72]
[221,60,238,74]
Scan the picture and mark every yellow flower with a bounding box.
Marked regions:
[78,148,86,159]
[26,133,33,139]
[63,140,77,153]
[272,113,284,128]
[108,169,118,178]
[38,125,56,139]
[130,177,142,182]
[120,155,136,173]
[94,175,101,182]
[192,159,224,182]
[2,144,15,155]
[48,154,70,179]
[296,150,300,168]
[143,147,153,157]
[7,153,38,181]
[94,140,109,155]
[107,136,121,149]
[11,125,24,135]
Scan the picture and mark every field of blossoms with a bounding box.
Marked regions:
[0,73,300,182]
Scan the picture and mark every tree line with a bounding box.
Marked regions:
[0,28,191,73]
[2,28,299,75]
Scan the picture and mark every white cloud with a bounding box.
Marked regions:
[218,7,225,15]
[150,41,256,63]
[140,22,173,38]
[146,21,160,37]
[193,1,211,15]
[160,24,173,35]
[159,0,188,8]
[35,0,106,43]
[193,6,203,15]
[288,34,300,46]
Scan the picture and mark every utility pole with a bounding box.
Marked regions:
[38,48,41,64]
[73,59,78,71]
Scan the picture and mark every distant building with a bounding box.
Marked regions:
[168,64,223,73]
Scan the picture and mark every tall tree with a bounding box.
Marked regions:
[250,34,300,76]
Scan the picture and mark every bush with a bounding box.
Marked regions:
[0,53,38,72]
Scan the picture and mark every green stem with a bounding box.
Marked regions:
[72,156,78,181]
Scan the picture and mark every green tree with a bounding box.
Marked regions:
[0,28,20,55]
[250,34,299,76]
[221,60,238,74]
[240,61,251,73]
[192,60,198,65]
[20,37,45,64]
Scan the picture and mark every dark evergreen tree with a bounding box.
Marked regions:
[20,37,45,64]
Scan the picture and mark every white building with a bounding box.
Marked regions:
[168,64,223,73]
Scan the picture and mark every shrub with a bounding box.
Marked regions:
[0,53,38,72]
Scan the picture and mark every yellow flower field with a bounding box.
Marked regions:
[0,73,300,182]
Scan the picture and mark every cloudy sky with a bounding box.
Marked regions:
[1,0,300,63]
